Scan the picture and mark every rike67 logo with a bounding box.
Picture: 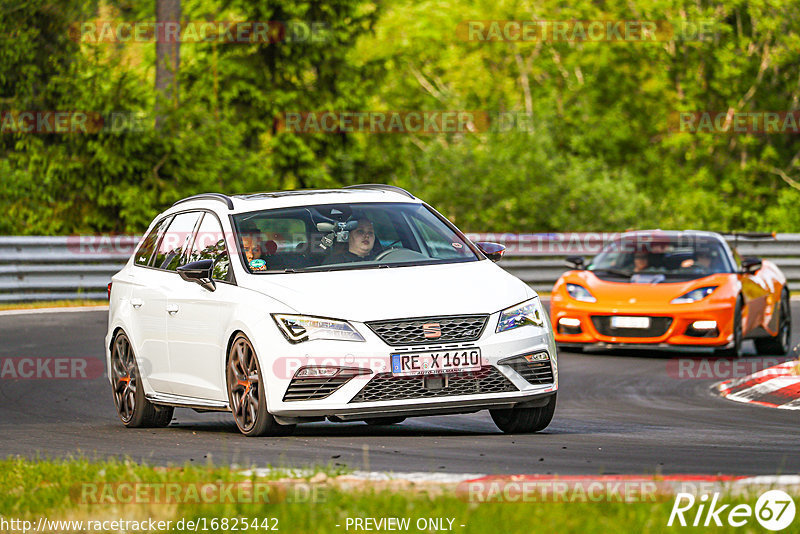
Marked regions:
[668,490,796,531]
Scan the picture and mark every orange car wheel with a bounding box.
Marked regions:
[755,289,792,356]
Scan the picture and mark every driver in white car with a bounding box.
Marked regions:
[323,218,379,264]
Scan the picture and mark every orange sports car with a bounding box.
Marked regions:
[550,230,791,356]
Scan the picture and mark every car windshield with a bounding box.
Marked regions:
[587,234,734,280]
[231,202,479,273]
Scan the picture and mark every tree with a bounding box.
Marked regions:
[155,0,181,129]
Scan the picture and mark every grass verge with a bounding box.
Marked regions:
[0,457,788,533]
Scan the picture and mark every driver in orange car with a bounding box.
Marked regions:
[680,249,713,271]
[633,252,650,272]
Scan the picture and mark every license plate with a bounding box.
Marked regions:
[610,316,650,329]
[391,349,481,377]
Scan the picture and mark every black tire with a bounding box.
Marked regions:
[755,288,792,355]
[490,394,557,434]
[110,331,174,428]
[717,297,743,358]
[226,334,295,437]
[364,416,406,426]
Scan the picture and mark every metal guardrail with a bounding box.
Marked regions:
[0,236,137,302]
[3,234,800,302]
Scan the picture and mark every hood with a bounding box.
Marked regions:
[241,260,532,322]
[563,271,736,306]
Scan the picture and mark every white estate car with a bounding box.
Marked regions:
[106,185,558,436]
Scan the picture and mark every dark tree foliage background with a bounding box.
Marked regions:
[1,0,800,234]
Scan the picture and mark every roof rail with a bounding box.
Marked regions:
[343,184,415,199]
[172,193,234,210]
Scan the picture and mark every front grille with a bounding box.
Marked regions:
[283,369,368,402]
[499,354,554,385]
[349,367,517,403]
[366,315,489,346]
[591,316,672,338]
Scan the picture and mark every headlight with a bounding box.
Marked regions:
[671,286,718,304]
[566,283,597,303]
[496,298,546,333]
[272,314,365,343]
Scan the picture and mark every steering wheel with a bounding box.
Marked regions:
[375,247,399,261]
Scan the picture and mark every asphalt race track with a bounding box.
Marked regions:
[1,303,798,476]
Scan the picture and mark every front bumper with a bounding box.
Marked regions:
[280,390,557,422]
[256,312,558,419]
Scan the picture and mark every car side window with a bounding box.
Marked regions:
[186,213,231,281]
[134,217,171,266]
[409,215,470,260]
[248,218,308,252]
[152,212,203,271]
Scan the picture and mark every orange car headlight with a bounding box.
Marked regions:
[566,283,597,303]
[671,286,718,304]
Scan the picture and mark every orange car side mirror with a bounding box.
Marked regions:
[740,257,762,274]
[565,255,585,270]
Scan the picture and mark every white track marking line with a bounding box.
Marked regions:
[781,397,800,409]
[239,468,800,489]
[344,471,486,483]
[737,475,800,486]
[0,305,108,316]
[239,468,485,483]
[725,376,800,403]
[718,361,798,391]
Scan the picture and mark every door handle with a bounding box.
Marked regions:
[130,298,143,309]
[166,304,179,315]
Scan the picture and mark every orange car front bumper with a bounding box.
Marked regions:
[550,299,735,349]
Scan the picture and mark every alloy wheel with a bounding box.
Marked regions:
[227,337,262,433]
[111,333,137,423]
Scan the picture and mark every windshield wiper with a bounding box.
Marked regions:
[592,268,632,277]
[303,263,385,273]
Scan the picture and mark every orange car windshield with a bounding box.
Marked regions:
[587,236,734,279]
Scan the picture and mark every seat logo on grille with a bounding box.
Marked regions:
[422,323,442,339]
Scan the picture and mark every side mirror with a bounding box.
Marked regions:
[740,257,762,274]
[565,255,585,269]
[476,241,505,262]
[177,259,216,291]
